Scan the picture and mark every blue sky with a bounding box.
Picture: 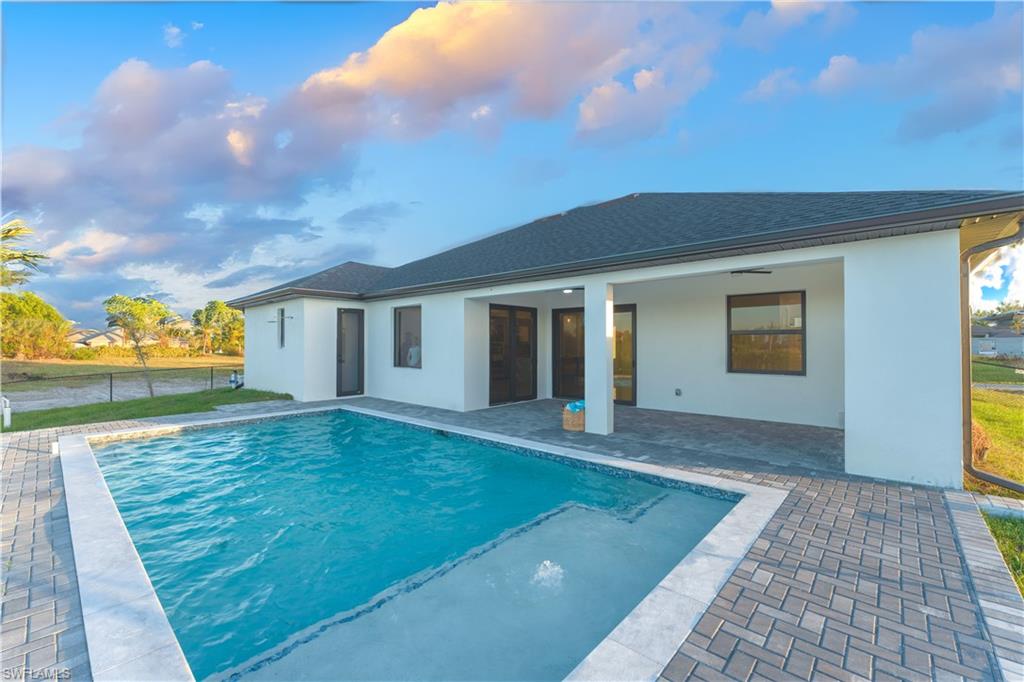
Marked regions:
[3,1,1022,326]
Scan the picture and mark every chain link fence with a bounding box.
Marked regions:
[2,365,244,412]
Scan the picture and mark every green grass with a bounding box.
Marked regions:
[3,356,243,380]
[2,357,244,392]
[982,512,1024,596]
[972,359,1024,385]
[4,388,290,433]
[966,388,1024,500]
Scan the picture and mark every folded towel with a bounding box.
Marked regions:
[565,400,586,413]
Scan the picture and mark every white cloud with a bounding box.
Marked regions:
[971,244,1024,312]
[191,21,204,31]
[809,8,1021,140]
[49,228,132,272]
[225,129,254,166]
[300,2,720,143]
[812,55,862,94]
[736,1,854,49]
[744,67,800,101]
[163,24,184,48]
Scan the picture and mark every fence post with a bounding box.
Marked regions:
[210,366,214,390]
[109,373,113,402]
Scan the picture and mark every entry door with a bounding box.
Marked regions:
[489,305,537,405]
[336,309,364,396]
[553,308,585,399]
[551,305,637,406]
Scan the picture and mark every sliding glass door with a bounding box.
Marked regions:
[489,305,537,405]
[552,305,636,405]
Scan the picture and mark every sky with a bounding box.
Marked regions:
[3,1,1023,327]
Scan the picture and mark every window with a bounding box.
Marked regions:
[727,291,805,375]
[277,307,286,348]
[394,306,422,368]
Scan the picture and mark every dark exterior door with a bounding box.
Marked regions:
[551,304,637,406]
[337,309,364,396]
[489,304,537,405]
[553,308,585,400]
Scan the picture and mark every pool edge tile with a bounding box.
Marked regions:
[58,434,195,682]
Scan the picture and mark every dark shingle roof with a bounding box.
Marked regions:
[372,191,1015,291]
[231,190,1023,306]
[243,261,391,299]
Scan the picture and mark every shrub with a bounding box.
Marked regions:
[69,344,198,361]
[972,420,992,464]
[0,291,71,359]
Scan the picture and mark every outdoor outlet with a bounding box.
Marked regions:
[674,388,682,396]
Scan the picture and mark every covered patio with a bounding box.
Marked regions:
[347,396,845,474]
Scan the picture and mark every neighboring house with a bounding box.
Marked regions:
[67,321,192,349]
[66,328,100,347]
[68,328,128,348]
[229,191,1024,489]
[971,314,1024,357]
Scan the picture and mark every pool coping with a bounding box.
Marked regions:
[58,403,788,681]
[944,491,1024,680]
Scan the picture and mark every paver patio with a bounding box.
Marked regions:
[1,398,1019,681]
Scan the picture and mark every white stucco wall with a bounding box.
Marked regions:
[618,261,845,428]
[363,295,468,411]
[842,230,963,488]
[243,300,307,400]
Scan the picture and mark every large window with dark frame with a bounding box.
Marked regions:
[394,306,422,368]
[727,291,805,375]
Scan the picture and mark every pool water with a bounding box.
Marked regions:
[95,411,735,680]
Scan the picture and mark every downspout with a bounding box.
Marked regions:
[960,218,1024,494]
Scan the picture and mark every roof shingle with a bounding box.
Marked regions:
[233,190,1022,305]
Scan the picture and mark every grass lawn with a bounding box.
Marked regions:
[966,388,1024,500]
[982,512,1024,596]
[4,388,290,433]
[2,356,243,381]
[972,359,1024,385]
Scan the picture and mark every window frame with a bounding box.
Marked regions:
[277,307,286,348]
[726,290,806,376]
[393,305,423,369]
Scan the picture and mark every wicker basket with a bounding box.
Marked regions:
[562,408,585,432]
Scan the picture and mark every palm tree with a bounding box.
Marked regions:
[1,219,48,286]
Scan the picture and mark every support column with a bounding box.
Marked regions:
[584,281,614,435]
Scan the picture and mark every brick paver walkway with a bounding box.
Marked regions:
[1,399,1018,681]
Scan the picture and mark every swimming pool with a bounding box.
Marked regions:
[93,410,737,680]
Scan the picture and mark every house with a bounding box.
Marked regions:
[68,328,128,348]
[229,191,1024,489]
[67,320,192,349]
[971,311,1024,357]
[66,328,100,347]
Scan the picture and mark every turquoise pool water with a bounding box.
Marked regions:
[94,411,735,680]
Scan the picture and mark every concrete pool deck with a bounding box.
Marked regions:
[2,397,1021,681]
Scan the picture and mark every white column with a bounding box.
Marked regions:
[584,281,615,435]
[843,230,963,488]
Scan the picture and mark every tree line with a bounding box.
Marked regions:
[1,219,244,361]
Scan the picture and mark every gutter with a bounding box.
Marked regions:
[960,218,1024,495]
